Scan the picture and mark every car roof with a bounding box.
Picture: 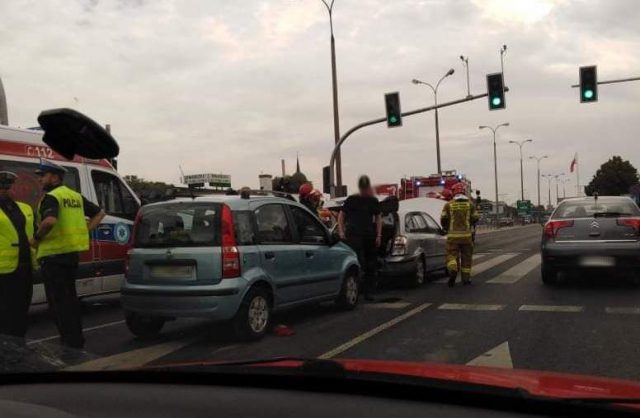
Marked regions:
[559,196,634,204]
[141,195,299,210]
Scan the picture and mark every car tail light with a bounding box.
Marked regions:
[221,204,241,278]
[543,220,574,239]
[617,218,640,234]
[391,235,408,256]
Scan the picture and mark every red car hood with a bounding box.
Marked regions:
[160,358,640,405]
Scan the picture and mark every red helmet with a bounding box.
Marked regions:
[299,183,313,198]
[440,189,453,200]
[451,182,466,196]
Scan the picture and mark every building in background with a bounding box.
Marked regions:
[259,174,273,191]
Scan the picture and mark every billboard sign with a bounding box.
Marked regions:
[183,173,231,187]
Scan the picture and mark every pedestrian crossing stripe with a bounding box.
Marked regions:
[434,252,520,283]
[518,305,583,313]
[438,303,505,311]
[487,254,541,284]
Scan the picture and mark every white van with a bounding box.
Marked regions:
[0,112,140,304]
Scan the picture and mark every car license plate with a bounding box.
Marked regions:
[151,265,194,278]
[580,256,615,267]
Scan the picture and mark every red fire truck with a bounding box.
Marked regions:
[399,170,471,200]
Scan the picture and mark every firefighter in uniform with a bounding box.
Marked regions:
[0,171,36,338]
[440,182,479,287]
[30,159,105,348]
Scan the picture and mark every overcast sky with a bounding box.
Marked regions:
[1,0,639,204]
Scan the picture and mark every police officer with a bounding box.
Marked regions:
[0,171,36,338]
[30,159,105,348]
[337,175,382,301]
[440,182,479,287]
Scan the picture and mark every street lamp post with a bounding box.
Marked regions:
[320,0,343,193]
[554,174,565,205]
[459,55,471,98]
[542,174,553,208]
[508,139,533,201]
[479,123,510,227]
[529,155,548,208]
[412,68,455,175]
[500,44,507,84]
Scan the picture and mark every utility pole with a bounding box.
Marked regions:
[320,0,343,194]
[459,55,471,98]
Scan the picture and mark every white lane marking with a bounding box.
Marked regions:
[438,303,505,311]
[518,305,584,313]
[318,303,431,359]
[27,320,126,345]
[466,341,513,369]
[487,254,541,284]
[434,253,520,283]
[605,307,640,314]
[365,302,411,309]
[66,337,198,371]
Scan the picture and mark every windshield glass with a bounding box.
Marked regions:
[135,203,220,247]
[553,199,640,219]
[5,0,640,406]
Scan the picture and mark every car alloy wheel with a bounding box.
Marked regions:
[345,275,358,306]
[248,295,269,334]
[415,257,426,285]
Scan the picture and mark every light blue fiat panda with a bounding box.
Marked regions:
[121,194,360,340]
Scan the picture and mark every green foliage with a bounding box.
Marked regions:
[123,175,174,202]
[584,156,639,196]
[272,172,309,194]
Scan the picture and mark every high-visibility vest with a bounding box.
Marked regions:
[0,201,36,274]
[36,186,89,259]
[441,197,477,241]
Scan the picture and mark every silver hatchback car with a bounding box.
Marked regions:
[122,194,360,340]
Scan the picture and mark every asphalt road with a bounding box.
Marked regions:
[24,224,640,381]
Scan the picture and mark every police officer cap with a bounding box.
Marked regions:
[0,171,17,188]
[35,158,67,176]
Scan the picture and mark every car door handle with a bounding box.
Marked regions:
[305,251,315,258]
[264,252,276,260]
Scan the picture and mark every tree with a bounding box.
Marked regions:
[123,175,174,202]
[585,156,639,196]
[272,172,309,194]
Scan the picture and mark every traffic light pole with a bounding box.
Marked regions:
[571,76,640,88]
[328,90,494,198]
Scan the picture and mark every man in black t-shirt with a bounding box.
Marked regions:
[337,175,381,301]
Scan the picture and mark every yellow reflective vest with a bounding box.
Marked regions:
[36,186,89,259]
[0,201,36,274]
[440,196,479,243]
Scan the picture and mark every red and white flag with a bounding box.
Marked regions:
[570,153,578,173]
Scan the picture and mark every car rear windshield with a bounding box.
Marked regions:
[553,199,640,219]
[134,202,221,248]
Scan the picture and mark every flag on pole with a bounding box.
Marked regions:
[570,153,578,173]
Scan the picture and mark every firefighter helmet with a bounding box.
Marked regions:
[451,182,466,196]
[299,183,313,198]
[440,189,453,201]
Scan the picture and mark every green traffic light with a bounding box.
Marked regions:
[389,116,398,124]
[491,97,502,107]
[583,89,594,99]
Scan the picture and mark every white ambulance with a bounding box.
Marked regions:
[0,109,140,304]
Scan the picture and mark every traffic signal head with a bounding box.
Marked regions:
[384,92,402,127]
[579,65,598,103]
[486,73,506,110]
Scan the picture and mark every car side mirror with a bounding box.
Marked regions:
[329,228,340,246]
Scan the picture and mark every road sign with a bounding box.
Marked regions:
[516,199,532,215]
[183,173,231,188]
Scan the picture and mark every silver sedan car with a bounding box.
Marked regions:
[541,196,640,285]
[378,203,447,287]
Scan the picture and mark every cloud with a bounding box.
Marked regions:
[0,0,638,204]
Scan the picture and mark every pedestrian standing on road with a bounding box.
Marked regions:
[337,175,382,301]
[30,159,105,348]
[0,171,36,338]
[440,182,479,287]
